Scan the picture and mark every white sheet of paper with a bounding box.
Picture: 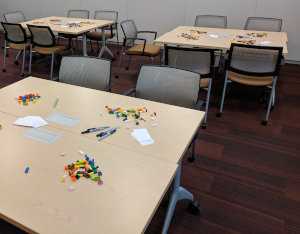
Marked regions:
[13,118,38,127]
[61,26,68,28]
[259,41,272,44]
[133,129,153,142]
[209,35,218,38]
[131,132,154,146]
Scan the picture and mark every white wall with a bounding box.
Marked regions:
[1,0,299,61]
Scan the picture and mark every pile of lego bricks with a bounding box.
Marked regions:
[16,93,41,105]
[64,154,103,185]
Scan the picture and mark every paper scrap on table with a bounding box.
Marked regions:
[259,41,272,44]
[13,116,48,128]
[209,35,218,38]
[61,26,68,28]
[131,129,154,146]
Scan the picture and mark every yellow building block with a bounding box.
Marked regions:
[77,174,83,177]
[88,172,94,175]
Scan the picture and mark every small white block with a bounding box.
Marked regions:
[97,167,101,172]
[152,124,157,127]
[124,119,131,123]
[79,150,84,155]
[126,125,130,129]
[63,175,67,178]
[151,117,155,120]
[69,185,75,191]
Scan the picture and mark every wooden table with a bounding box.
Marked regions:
[0,112,178,234]
[0,77,205,233]
[154,26,288,55]
[21,16,115,58]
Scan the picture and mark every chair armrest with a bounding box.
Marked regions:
[103,83,115,92]
[193,100,204,110]
[123,38,147,55]
[122,88,136,96]
[137,31,157,40]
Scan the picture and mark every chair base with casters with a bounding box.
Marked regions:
[115,44,161,78]
[216,71,277,125]
[87,31,120,55]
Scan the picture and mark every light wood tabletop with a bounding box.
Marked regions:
[21,16,114,35]
[154,26,288,55]
[0,112,178,234]
[0,77,205,164]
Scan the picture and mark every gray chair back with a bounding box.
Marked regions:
[136,66,200,109]
[4,11,27,23]
[244,17,282,32]
[195,15,227,28]
[59,56,111,91]
[165,46,214,77]
[94,11,118,30]
[27,25,55,47]
[227,44,283,77]
[67,10,89,19]
[120,20,138,46]
[1,22,27,43]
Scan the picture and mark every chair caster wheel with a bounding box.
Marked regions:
[261,120,267,126]
[115,75,118,78]
[20,73,24,77]
[125,67,129,70]
[6,54,9,57]
[188,156,195,162]
[2,68,6,72]
[14,61,18,65]
[117,52,119,54]
[91,49,94,52]
[216,112,222,117]
[112,57,116,61]
[46,64,49,67]
[265,105,274,111]
[188,200,202,212]
[202,123,206,129]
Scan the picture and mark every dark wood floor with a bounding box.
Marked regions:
[1,32,300,234]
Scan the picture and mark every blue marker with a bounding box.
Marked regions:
[25,167,29,173]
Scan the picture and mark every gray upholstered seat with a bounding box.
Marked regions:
[244,17,282,32]
[217,43,284,126]
[58,56,114,92]
[122,65,202,162]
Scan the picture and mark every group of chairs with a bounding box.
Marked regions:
[0,13,285,162]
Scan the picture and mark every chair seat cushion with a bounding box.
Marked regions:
[87,31,115,41]
[228,71,273,86]
[200,78,210,88]
[8,42,31,51]
[125,44,161,57]
[34,45,69,55]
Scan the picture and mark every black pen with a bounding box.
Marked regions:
[81,126,109,134]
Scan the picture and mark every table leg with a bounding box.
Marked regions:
[82,33,88,56]
[161,160,201,234]
[98,27,115,60]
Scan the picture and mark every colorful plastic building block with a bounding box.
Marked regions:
[25,167,29,173]
[98,180,103,185]
[69,185,75,191]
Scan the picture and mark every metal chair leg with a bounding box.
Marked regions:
[46,55,49,67]
[115,46,125,78]
[20,43,26,77]
[126,55,131,70]
[225,82,231,96]
[28,44,32,76]
[50,48,54,80]
[262,76,277,125]
[96,41,100,53]
[15,50,22,65]
[2,40,7,72]
[202,78,212,129]
[217,70,229,117]
[151,57,154,65]
[116,29,120,54]
[90,40,94,52]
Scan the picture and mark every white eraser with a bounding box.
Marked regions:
[79,150,84,155]
[124,119,131,123]
[126,125,130,129]
[69,185,75,191]
[63,175,67,178]
[152,124,157,127]
[151,117,155,120]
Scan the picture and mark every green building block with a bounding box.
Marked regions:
[90,174,95,180]
[90,164,95,169]
[72,163,74,167]
[23,102,28,105]
[109,111,114,114]
[122,113,127,117]
[131,110,136,113]
[92,169,97,174]
[94,176,100,181]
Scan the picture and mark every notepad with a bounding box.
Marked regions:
[13,116,48,128]
[131,129,154,146]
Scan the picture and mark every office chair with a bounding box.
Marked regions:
[56,56,114,92]
[165,46,220,130]
[115,19,161,78]
[194,15,227,28]
[58,10,90,54]
[87,11,119,56]
[1,22,30,76]
[244,17,282,32]
[3,11,32,62]
[0,37,4,49]
[216,43,284,125]
[27,24,73,79]
[122,65,202,162]
[243,17,283,104]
